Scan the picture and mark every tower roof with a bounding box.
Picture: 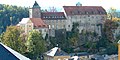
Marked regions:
[33,1,40,8]
[76,2,82,6]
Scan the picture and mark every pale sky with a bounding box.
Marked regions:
[0,0,120,11]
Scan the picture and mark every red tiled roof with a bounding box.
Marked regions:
[30,18,48,28]
[63,6,107,15]
[41,12,66,20]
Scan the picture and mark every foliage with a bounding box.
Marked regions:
[0,4,29,33]
[1,26,47,59]
[65,22,79,52]
[95,20,118,54]
[1,26,26,54]
[104,20,118,42]
[26,30,47,59]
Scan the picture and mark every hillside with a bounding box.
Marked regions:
[0,4,29,33]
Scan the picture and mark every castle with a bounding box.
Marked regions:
[18,1,107,37]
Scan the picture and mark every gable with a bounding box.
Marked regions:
[27,19,32,24]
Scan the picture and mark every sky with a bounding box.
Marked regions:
[0,0,120,11]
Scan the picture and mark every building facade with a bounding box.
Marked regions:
[29,1,66,37]
[17,18,48,38]
[63,4,107,36]
[28,1,107,36]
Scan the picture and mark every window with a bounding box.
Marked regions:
[29,25,31,27]
[86,12,89,14]
[84,16,86,18]
[55,16,57,18]
[68,25,70,27]
[92,16,94,18]
[78,11,81,14]
[88,15,90,17]
[71,11,74,14]
[63,25,65,28]
[49,16,50,18]
[62,16,64,18]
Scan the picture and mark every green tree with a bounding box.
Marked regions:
[27,30,47,59]
[0,4,29,33]
[1,26,26,54]
[64,22,79,52]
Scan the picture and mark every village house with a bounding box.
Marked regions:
[44,47,70,60]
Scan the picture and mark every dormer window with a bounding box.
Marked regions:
[43,25,45,27]
[38,25,41,27]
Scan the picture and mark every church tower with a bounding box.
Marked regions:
[29,1,41,18]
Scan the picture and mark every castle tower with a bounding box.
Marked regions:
[76,2,82,6]
[118,40,120,60]
[29,1,41,18]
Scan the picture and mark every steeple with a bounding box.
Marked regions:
[32,1,40,8]
[29,1,41,18]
